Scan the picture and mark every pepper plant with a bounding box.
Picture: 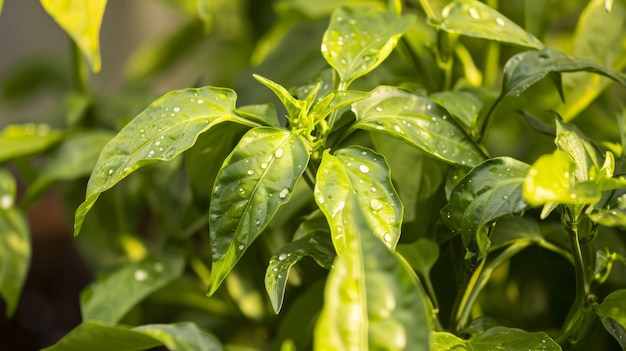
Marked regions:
[2,0,626,350]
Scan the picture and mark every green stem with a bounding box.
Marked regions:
[418,0,438,20]
[483,0,500,87]
[70,38,89,94]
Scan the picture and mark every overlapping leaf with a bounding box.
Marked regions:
[0,170,30,317]
[80,254,185,324]
[430,0,544,49]
[314,146,403,253]
[432,327,561,350]
[0,123,64,163]
[352,86,486,167]
[314,203,430,351]
[441,157,530,259]
[74,87,256,236]
[207,127,309,295]
[593,289,626,349]
[321,7,415,86]
[40,0,107,72]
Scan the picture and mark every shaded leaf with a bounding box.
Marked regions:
[314,146,403,253]
[430,91,483,134]
[441,157,530,260]
[40,0,107,72]
[432,327,561,350]
[265,231,335,313]
[207,127,309,295]
[593,289,626,348]
[133,322,223,351]
[74,86,256,236]
[352,86,486,167]
[0,124,64,163]
[22,131,114,206]
[314,204,430,351]
[431,0,544,49]
[321,7,415,86]
[236,103,280,127]
[80,254,185,324]
[0,170,30,317]
[555,117,602,183]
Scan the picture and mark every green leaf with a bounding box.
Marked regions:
[430,0,544,49]
[430,91,483,135]
[314,206,431,351]
[559,0,626,121]
[441,157,531,260]
[499,47,626,100]
[133,322,223,351]
[593,289,626,348]
[207,127,310,295]
[0,123,64,163]
[352,86,486,167]
[432,327,562,350]
[40,0,107,72]
[22,131,114,206]
[589,193,626,228]
[236,104,281,127]
[253,74,307,125]
[397,239,439,282]
[41,321,162,351]
[265,231,335,314]
[0,170,30,317]
[321,7,415,87]
[523,150,586,206]
[80,254,185,324]
[314,146,403,253]
[554,117,602,183]
[431,331,465,349]
[74,86,254,236]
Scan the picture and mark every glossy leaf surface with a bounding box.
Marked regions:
[432,327,561,350]
[431,0,544,49]
[352,86,486,167]
[0,124,63,163]
[593,289,626,348]
[265,231,335,313]
[0,170,30,317]
[430,91,483,134]
[81,254,185,324]
[321,7,415,86]
[314,205,430,351]
[133,322,223,351]
[314,146,402,253]
[208,127,309,295]
[40,0,107,72]
[74,87,254,236]
[499,47,626,99]
[554,117,601,183]
[441,157,530,259]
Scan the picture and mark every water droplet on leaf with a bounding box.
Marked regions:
[275,148,284,158]
[279,188,290,199]
[134,269,148,282]
[359,164,370,173]
[278,253,288,261]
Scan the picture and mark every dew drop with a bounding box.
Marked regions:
[260,163,268,169]
[370,199,384,211]
[278,253,288,261]
[173,107,180,112]
[247,170,254,175]
[0,195,12,209]
[275,148,284,158]
[359,164,370,173]
[197,99,204,104]
[134,269,148,282]
[375,106,383,112]
[108,169,114,175]
[317,195,325,204]
[496,17,505,26]
[272,267,278,272]
[277,274,283,279]
[238,244,245,250]
[469,7,479,19]
[383,233,392,242]
[371,187,377,192]
[279,188,290,199]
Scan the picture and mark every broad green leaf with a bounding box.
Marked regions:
[432,327,561,350]
[0,170,30,317]
[22,131,114,206]
[253,74,307,125]
[397,238,440,310]
[80,254,185,324]
[555,117,602,183]
[236,104,280,127]
[133,322,223,351]
[352,86,486,167]
[265,231,335,313]
[441,157,530,260]
[314,206,431,351]
[593,289,626,348]
[321,7,416,87]
[74,86,255,236]
[0,124,63,163]
[429,91,483,135]
[559,0,626,121]
[488,217,543,251]
[589,193,626,228]
[430,0,544,49]
[314,146,403,253]
[41,321,162,351]
[40,0,107,72]
[276,279,325,351]
[523,150,579,206]
[207,127,310,295]
[498,47,626,100]
[309,90,370,125]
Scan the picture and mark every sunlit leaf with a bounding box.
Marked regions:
[314,146,403,253]
[352,86,486,167]
[40,0,107,72]
[0,170,30,317]
[430,0,544,49]
[22,131,114,206]
[253,74,307,125]
[554,117,602,183]
[80,254,185,324]
[0,124,64,163]
[441,157,530,260]
[207,127,309,295]
[593,289,626,348]
[133,322,223,351]
[314,206,431,351]
[432,327,561,350]
[523,150,577,206]
[74,86,257,236]
[321,7,415,86]
[498,47,626,100]
[589,193,626,228]
[265,231,335,313]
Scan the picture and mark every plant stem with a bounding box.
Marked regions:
[483,0,500,88]
[70,38,89,94]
